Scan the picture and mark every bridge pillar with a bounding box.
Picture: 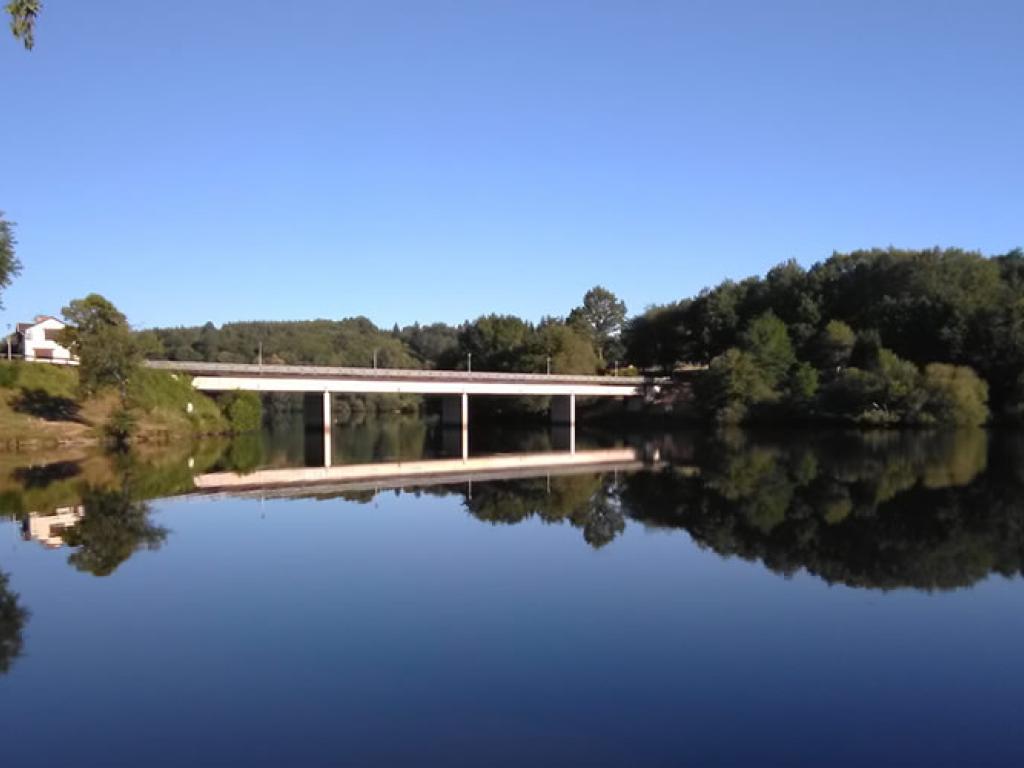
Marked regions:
[551,393,575,425]
[441,393,469,460]
[442,393,468,427]
[303,392,332,468]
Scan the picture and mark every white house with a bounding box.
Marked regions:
[11,315,78,364]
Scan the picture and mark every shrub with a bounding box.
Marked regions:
[222,391,262,433]
[104,407,137,446]
[0,362,19,388]
[921,363,989,425]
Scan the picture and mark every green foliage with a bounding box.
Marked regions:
[740,311,795,387]
[626,247,1024,418]
[5,0,40,50]
[62,294,142,399]
[814,320,856,369]
[0,569,28,674]
[568,286,627,363]
[222,433,265,473]
[700,348,775,424]
[153,316,419,369]
[786,362,819,405]
[458,314,533,371]
[921,363,989,426]
[620,429,1012,590]
[126,368,227,434]
[0,361,19,388]
[0,211,21,307]
[529,322,599,374]
[850,330,884,370]
[61,485,167,577]
[222,391,262,433]
[103,407,137,445]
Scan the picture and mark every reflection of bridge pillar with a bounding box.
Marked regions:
[551,393,575,425]
[303,391,332,468]
[552,424,576,455]
[441,393,468,460]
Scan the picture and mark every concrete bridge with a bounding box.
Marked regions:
[146,360,650,462]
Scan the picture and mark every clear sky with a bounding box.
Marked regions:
[1,0,1021,331]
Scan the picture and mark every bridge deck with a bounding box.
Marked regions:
[145,360,648,397]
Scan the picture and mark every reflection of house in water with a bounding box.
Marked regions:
[21,506,85,548]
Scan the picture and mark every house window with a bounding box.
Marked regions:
[35,348,54,359]
[44,328,63,342]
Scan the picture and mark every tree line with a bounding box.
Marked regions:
[624,247,1024,424]
[148,285,628,377]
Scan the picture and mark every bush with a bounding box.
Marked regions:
[700,348,776,423]
[922,363,989,425]
[0,362,19,388]
[222,391,262,433]
[104,407,137,446]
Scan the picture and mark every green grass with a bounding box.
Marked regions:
[127,368,228,436]
[0,360,78,398]
[0,362,230,448]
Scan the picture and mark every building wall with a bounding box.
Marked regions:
[22,318,77,364]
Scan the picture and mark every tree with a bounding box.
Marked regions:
[61,294,142,400]
[529,322,599,374]
[457,314,533,371]
[740,311,795,388]
[700,348,775,424]
[568,286,627,364]
[6,0,40,50]
[0,212,21,308]
[814,320,856,370]
[921,363,989,425]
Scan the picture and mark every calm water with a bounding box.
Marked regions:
[2,422,1024,766]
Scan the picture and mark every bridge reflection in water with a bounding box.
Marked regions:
[192,446,662,498]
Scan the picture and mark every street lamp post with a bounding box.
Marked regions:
[373,349,378,369]
[6,324,11,361]
[546,356,551,375]
[467,353,472,373]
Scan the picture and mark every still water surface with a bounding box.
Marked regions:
[1,422,1023,766]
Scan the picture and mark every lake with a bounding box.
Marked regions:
[1,422,1023,766]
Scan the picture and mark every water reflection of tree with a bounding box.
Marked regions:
[462,473,625,548]
[0,570,28,674]
[60,484,167,577]
[621,429,1024,590]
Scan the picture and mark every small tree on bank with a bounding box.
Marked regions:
[61,294,142,402]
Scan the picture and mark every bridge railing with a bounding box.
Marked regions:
[145,359,650,386]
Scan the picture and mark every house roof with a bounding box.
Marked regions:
[16,316,64,333]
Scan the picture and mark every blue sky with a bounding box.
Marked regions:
[1,0,1021,331]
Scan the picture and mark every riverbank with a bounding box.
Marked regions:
[0,361,229,451]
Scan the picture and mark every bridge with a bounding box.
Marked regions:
[146,360,650,463]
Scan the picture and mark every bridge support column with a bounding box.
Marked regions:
[441,393,469,460]
[303,392,332,468]
[551,394,576,455]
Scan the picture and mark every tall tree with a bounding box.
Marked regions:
[568,286,627,364]
[61,294,142,400]
[6,0,40,50]
[0,212,22,308]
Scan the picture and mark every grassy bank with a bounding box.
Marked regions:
[0,361,229,450]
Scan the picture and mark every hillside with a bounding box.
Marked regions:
[0,361,227,450]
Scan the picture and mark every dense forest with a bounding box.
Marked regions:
[143,247,1024,425]
[624,247,1024,424]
